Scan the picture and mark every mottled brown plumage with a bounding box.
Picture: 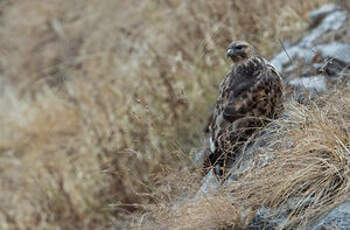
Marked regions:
[208,41,283,177]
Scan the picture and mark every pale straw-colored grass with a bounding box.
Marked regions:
[0,0,335,229]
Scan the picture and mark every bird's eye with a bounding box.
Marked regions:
[236,45,244,50]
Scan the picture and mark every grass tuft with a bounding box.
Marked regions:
[0,0,337,229]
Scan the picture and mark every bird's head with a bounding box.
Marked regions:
[226,41,255,63]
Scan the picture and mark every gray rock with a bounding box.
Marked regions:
[271,9,348,75]
[319,58,350,83]
[313,63,324,70]
[312,43,350,83]
[272,42,350,76]
[192,147,209,166]
[288,75,327,93]
[248,206,288,230]
[284,63,298,73]
[196,169,219,197]
[249,197,319,229]
[271,46,315,73]
[309,201,350,230]
[300,11,347,47]
[309,3,340,22]
[224,126,282,184]
[315,43,350,64]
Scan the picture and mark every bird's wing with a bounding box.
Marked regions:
[222,66,283,123]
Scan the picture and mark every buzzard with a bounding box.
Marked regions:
[207,41,283,178]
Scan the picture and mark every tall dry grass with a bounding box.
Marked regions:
[145,88,350,229]
[0,0,336,229]
[227,90,350,229]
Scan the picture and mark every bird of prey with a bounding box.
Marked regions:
[207,41,284,178]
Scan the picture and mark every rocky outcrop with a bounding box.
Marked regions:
[197,4,350,229]
[271,3,349,94]
[309,201,350,230]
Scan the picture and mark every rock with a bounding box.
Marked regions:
[248,197,319,229]
[311,43,350,84]
[288,75,327,93]
[319,58,350,83]
[272,42,350,81]
[273,42,350,75]
[224,126,282,184]
[284,63,298,74]
[287,75,328,104]
[313,63,324,70]
[316,43,350,64]
[271,5,348,75]
[197,5,350,228]
[196,169,219,197]
[271,46,315,73]
[192,147,210,166]
[309,3,340,23]
[309,201,350,230]
[300,11,347,47]
[247,206,287,230]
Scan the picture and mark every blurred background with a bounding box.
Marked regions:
[0,0,346,229]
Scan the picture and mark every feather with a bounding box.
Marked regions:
[207,41,284,177]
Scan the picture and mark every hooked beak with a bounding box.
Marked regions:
[226,48,234,58]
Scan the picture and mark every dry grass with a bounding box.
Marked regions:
[145,88,350,229]
[0,0,340,229]
[226,89,350,229]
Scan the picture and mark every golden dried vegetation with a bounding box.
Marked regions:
[1,0,348,229]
